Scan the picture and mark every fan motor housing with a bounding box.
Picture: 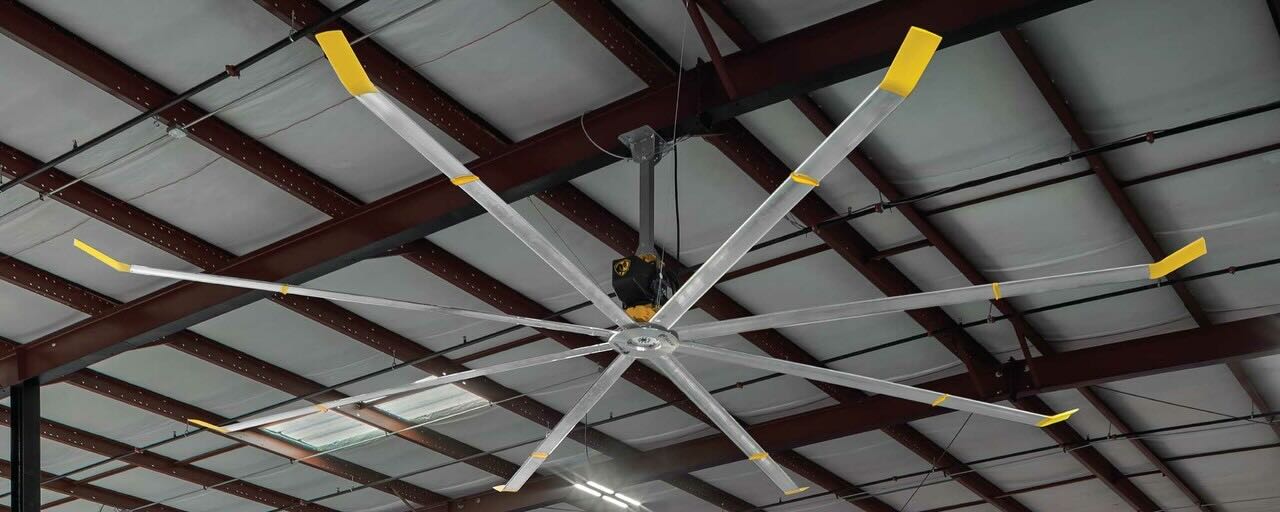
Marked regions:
[612,254,667,321]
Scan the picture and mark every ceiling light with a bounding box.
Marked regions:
[572,483,602,497]
[586,481,615,494]
[601,495,628,508]
[614,493,642,507]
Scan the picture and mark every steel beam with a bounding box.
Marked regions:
[450,313,1280,511]
[9,378,38,512]
[1001,27,1266,507]
[0,0,1085,386]
[0,2,361,218]
[0,405,331,512]
[0,460,183,512]
[250,0,512,158]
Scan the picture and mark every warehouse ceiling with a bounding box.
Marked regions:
[0,0,1276,511]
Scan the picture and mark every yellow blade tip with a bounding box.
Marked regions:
[879,26,942,97]
[187,419,229,434]
[315,30,377,96]
[1036,408,1079,428]
[492,485,514,493]
[784,487,810,496]
[1148,237,1207,279]
[73,239,130,272]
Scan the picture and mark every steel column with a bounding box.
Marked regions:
[10,378,38,512]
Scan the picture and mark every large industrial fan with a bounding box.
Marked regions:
[75,27,1208,496]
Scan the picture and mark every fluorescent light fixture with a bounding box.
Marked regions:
[586,481,615,494]
[601,495,628,508]
[614,493,642,507]
[573,483,602,497]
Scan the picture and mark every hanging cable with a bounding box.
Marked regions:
[902,413,973,510]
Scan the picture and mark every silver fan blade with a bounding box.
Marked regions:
[650,355,809,496]
[495,354,636,493]
[204,343,617,434]
[315,31,633,328]
[678,342,1077,427]
[649,27,942,328]
[676,237,1206,340]
[74,240,614,339]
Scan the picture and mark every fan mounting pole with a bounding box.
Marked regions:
[618,126,663,258]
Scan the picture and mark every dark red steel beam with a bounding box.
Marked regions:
[1001,30,1209,326]
[62,369,446,506]
[451,313,1280,511]
[0,460,184,512]
[1002,27,1272,505]
[0,2,362,219]
[0,0,1082,396]
[685,1,738,98]
[250,0,512,158]
[0,404,329,512]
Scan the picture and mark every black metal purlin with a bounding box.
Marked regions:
[11,378,39,512]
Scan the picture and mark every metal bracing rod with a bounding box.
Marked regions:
[206,343,615,433]
[650,27,940,328]
[72,240,613,339]
[677,238,1206,340]
[619,127,662,257]
[315,31,633,328]
[678,342,1073,428]
[650,355,808,495]
[496,354,636,493]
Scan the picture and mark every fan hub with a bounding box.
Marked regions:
[609,325,678,358]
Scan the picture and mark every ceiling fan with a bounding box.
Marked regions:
[73,26,1208,497]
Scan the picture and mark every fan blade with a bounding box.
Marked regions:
[649,27,941,328]
[495,354,635,493]
[74,240,615,339]
[315,31,633,328]
[196,343,616,434]
[650,355,809,496]
[677,237,1206,340]
[678,342,1077,427]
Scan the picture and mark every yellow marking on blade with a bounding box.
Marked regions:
[315,31,377,96]
[784,487,810,496]
[188,419,228,434]
[878,27,942,97]
[314,404,330,412]
[280,284,290,295]
[530,452,549,459]
[492,485,514,493]
[991,282,1002,300]
[789,171,820,187]
[451,174,480,186]
[932,394,950,406]
[74,239,131,272]
[1148,237,1207,279]
[1036,408,1079,428]
[748,452,769,461]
